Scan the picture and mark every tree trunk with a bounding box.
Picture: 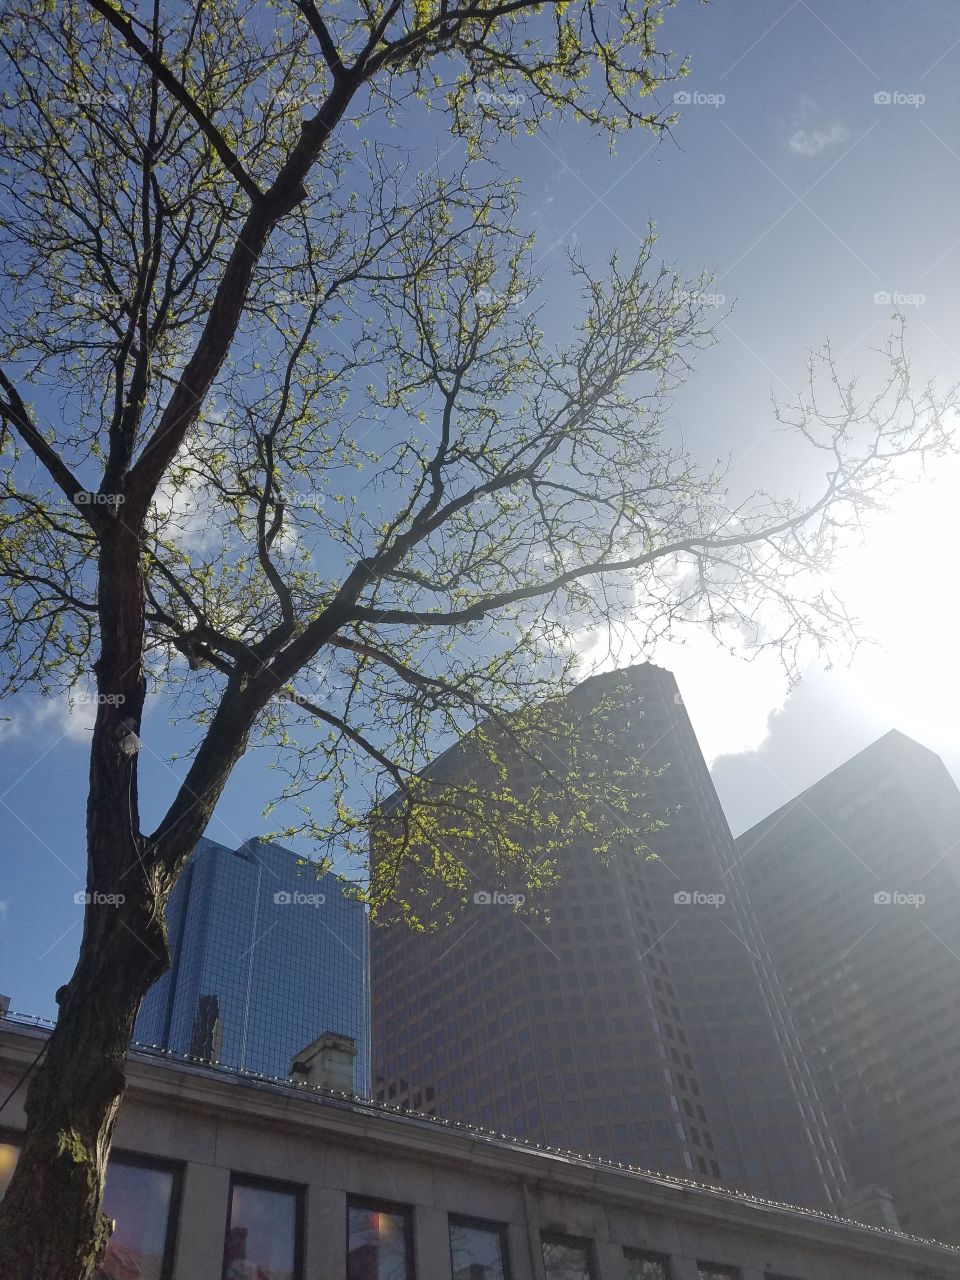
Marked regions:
[0,524,170,1280]
[0,865,170,1280]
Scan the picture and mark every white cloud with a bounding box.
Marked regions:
[788,124,850,157]
[0,694,97,747]
[574,621,789,766]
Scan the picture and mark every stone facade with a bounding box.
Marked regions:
[2,1020,957,1280]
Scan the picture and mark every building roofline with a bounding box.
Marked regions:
[735,728,947,843]
[377,662,674,816]
[2,1015,957,1264]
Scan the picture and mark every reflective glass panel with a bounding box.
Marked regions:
[541,1234,594,1280]
[347,1201,412,1280]
[223,1179,300,1280]
[449,1217,508,1280]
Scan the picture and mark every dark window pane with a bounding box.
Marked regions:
[223,1179,300,1280]
[624,1249,671,1280]
[97,1160,177,1280]
[541,1233,594,1280]
[347,1201,412,1280]
[449,1217,507,1280]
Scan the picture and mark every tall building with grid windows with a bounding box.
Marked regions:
[736,731,960,1243]
[371,664,847,1211]
[135,836,370,1091]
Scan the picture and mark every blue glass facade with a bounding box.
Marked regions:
[136,837,369,1091]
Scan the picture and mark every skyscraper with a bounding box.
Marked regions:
[371,664,846,1210]
[736,730,960,1242]
[136,836,370,1091]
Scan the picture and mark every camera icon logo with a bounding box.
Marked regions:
[473,891,492,905]
[74,891,91,905]
[874,90,892,105]
[673,891,692,905]
[874,891,892,905]
[673,91,692,105]
[273,890,292,905]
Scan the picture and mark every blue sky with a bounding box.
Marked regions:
[3,0,960,1019]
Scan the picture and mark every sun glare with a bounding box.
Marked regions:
[836,456,960,737]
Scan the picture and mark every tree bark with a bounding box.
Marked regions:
[0,526,170,1280]
[0,884,169,1280]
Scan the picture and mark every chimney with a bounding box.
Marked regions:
[0,995,10,1019]
[290,1031,357,1093]
[838,1184,901,1232]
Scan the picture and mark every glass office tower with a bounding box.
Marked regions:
[372,664,846,1211]
[737,731,960,1242]
[136,837,369,1091]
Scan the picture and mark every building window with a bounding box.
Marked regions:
[0,1140,18,1199]
[541,1232,596,1280]
[99,1154,181,1280]
[624,1248,672,1279]
[698,1265,742,1280]
[223,1175,303,1280]
[449,1215,510,1280]
[347,1196,414,1279]
[1,1141,180,1280]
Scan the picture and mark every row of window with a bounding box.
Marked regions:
[0,1139,806,1280]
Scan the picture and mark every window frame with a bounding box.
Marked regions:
[1,1133,183,1280]
[697,1264,743,1280]
[223,1170,305,1280]
[540,1229,599,1280]
[448,1212,512,1280]
[623,1246,673,1279]
[106,1148,184,1280]
[346,1192,416,1280]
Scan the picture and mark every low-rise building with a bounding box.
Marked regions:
[2,1017,957,1280]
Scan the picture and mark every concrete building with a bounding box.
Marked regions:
[135,836,370,1092]
[736,730,960,1244]
[2,1016,958,1280]
[372,665,846,1212]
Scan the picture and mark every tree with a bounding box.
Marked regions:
[0,1,954,1276]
